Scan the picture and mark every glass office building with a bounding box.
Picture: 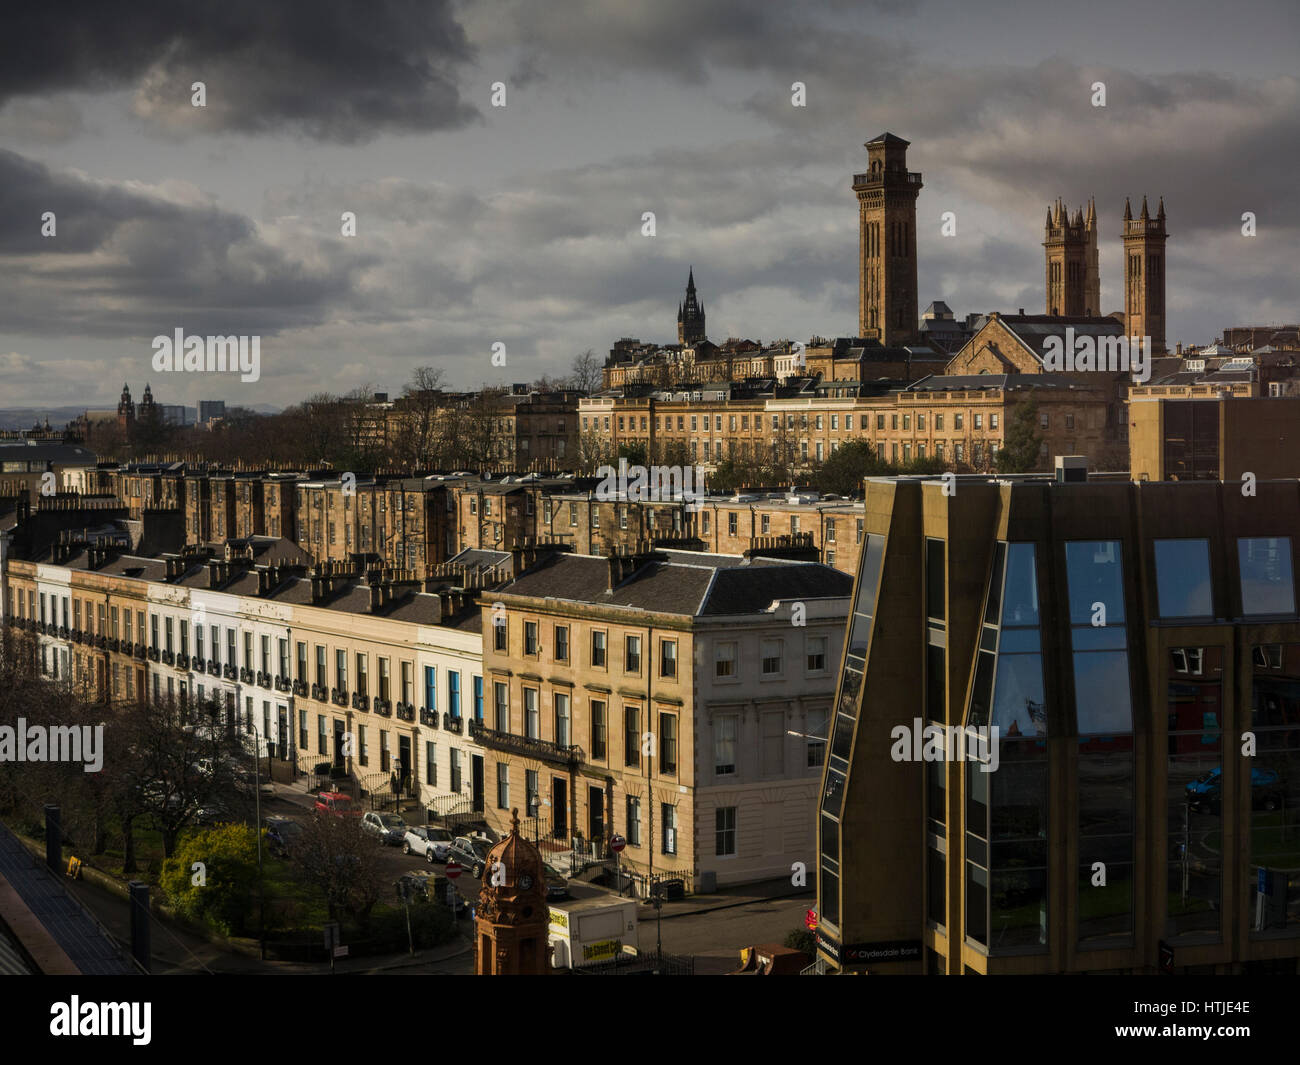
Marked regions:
[816,475,1300,974]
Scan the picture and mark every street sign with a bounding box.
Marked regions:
[610,834,626,853]
[333,945,349,958]
[445,859,462,880]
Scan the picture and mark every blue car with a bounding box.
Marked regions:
[1186,766,1281,813]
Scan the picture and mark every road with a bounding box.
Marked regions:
[637,896,810,974]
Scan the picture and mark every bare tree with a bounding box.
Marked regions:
[290,812,389,923]
[569,348,603,394]
[391,366,447,469]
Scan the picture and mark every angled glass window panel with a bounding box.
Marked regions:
[838,666,862,718]
[1239,537,1297,616]
[991,652,1047,738]
[847,612,873,659]
[967,650,996,729]
[990,751,1049,841]
[1073,651,1133,734]
[1154,539,1214,619]
[979,625,998,652]
[830,713,856,761]
[820,866,840,928]
[967,762,989,834]
[1071,625,1128,651]
[926,643,946,723]
[926,539,946,622]
[821,768,846,814]
[1065,540,1126,625]
[984,543,1007,625]
[997,627,1042,654]
[820,813,840,865]
[854,534,886,618]
[1001,543,1039,626]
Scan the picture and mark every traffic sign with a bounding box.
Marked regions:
[445,859,462,880]
[610,834,626,853]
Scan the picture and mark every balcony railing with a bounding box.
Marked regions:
[332,688,349,708]
[223,663,237,679]
[352,692,370,712]
[239,667,254,684]
[468,720,581,768]
[311,683,328,701]
[148,647,160,662]
[208,660,221,676]
[396,702,415,722]
[419,707,438,728]
[275,676,291,693]
[175,653,190,671]
[443,713,463,735]
[373,698,392,717]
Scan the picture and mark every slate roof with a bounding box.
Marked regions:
[496,549,851,618]
[0,823,137,975]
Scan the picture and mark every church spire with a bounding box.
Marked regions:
[1123,197,1132,222]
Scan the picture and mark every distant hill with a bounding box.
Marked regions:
[0,403,281,430]
[0,407,89,431]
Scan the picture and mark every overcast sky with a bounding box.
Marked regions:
[2,0,1297,410]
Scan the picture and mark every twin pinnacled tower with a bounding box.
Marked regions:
[1043,198,1100,317]
[677,267,706,345]
[849,133,1168,353]
[1044,193,1167,351]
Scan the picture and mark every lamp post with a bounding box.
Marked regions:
[246,719,267,961]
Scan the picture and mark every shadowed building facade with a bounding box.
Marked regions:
[816,473,1300,974]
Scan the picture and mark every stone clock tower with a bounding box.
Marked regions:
[474,810,552,975]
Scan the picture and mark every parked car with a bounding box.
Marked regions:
[313,791,360,817]
[447,835,492,878]
[264,816,303,856]
[362,811,409,845]
[1185,766,1282,813]
[542,862,570,900]
[396,871,468,915]
[403,826,454,863]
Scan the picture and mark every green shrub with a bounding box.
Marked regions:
[159,824,260,936]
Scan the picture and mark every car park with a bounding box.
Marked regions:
[403,826,454,863]
[362,811,408,845]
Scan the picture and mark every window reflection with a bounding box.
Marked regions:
[1154,539,1213,619]
[1249,643,1300,937]
[1239,537,1297,616]
[1167,645,1223,939]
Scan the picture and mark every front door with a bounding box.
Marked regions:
[552,778,567,839]
[397,735,411,794]
[588,785,605,842]
[471,754,484,813]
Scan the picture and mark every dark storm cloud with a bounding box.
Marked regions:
[466,0,912,85]
[2,0,477,141]
[0,150,373,336]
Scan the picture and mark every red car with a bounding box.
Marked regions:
[313,791,360,817]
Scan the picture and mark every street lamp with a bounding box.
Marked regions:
[245,719,267,961]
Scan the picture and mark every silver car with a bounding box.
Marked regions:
[403,826,454,863]
[362,811,408,845]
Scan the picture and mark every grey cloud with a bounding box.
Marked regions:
[2,1,477,142]
[0,150,374,337]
